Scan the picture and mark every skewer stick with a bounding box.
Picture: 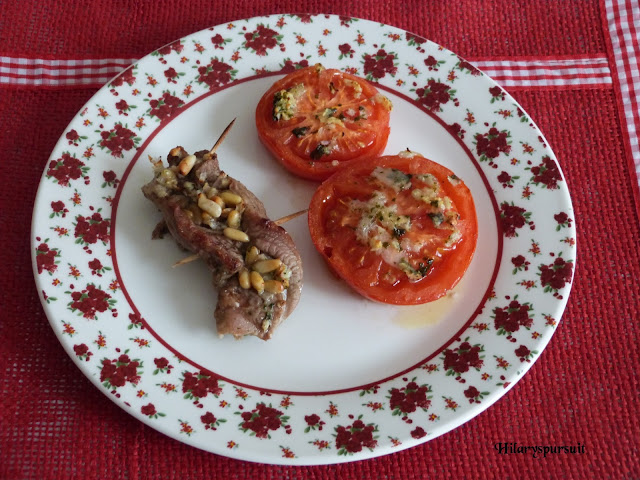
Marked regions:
[171,209,308,268]
[209,118,236,155]
[273,209,308,226]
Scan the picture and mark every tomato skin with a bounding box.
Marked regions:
[255,65,391,181]
[308,153,478,305]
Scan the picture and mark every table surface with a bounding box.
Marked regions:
[2,1,639,479]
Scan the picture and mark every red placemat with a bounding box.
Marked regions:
[1,1,639,479]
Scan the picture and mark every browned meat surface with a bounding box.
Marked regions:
[142,146,303,340]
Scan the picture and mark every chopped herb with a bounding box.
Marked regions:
[273,84,304,121]
[393,226,406,238]
[429,212,445,226]
[292,126,309,137]
[418,259,434,276]
[322,107,337,118]
[310,143,332,160]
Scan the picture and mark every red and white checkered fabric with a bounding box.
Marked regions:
[604,0,640,182]
[0,56,136,87]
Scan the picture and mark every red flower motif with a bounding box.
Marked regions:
[141,403,157,416]
[489,86,505,101]
[335,419,378,454]
[539,256,574,297]
[363,49,398,80]
[201,411,222,430]
[157,40,184,56]
[530,156,562,189]
[110,66,136,87]
[493,299,533,335]
[102,170,119,188]
[36,242,60,274]
[100,354,141,389]
[197,58,235,90]
[497,171,516,188]
[515,345,532,362]
[305,414,321,426]
[410,426,427,439]
[47,153,87,186]
[447,122,465,139]
[280,59,309,73]
[415,79,455,112]
[115,99,129,114]
[457,59,481,75]
[164,67,178,82]
[66,129,80,144]
[74,212,110,245]
[511,254,530,272]
[464,386,487,403]
[51,201,68,217]
[88,258,103,275]
[500,202,531,238]
[73,343,91,358]
[339,43,355,59]
[554,212,572,229]
[475,127,511,161]
[68,284,113,319]
[147,92,184,121]
[424,56,438,68]
[389,380,431,416]
[98,123,138,158]
[211,34,227,48]
[154,357,169,369]
[182,371,222,400]
[405,32,426,46]
[239,403,288,439]
[443,341,484,375]
[304,413,325,432]
[244,24,280,56]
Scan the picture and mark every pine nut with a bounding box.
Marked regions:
[252,258,282,274]
[197,193,222,218]
[220,191,242,205]
[238,268,250,289]
[169,147,184,158]
[201,212,214,227]
[245,246,260,265]
[211,195,225,208]
[178,154,197,175]
[263,280,284,294]
[227,210,241,229]
[250,271,264,294]
[223,227,249,242]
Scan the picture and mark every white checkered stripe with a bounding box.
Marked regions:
[0,57,136,86]
[0,54,614,89]
[472,56,612,88]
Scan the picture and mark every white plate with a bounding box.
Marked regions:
[31,14,576,465]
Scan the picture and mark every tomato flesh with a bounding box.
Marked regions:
[308,153,478,305]
[256,64,392,181]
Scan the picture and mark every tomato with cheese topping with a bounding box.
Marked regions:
[308,151,478,305]
[255,64,392,181]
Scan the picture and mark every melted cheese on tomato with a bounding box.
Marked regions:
[347,167,462,282]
